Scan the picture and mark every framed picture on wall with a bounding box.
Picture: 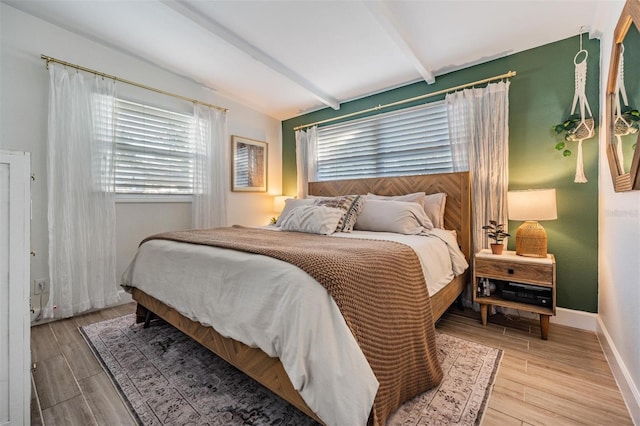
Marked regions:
[231,136,268,192]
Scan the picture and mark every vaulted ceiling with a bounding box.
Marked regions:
[5,0,615,120]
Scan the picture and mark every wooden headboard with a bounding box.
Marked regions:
[308,171,471,260]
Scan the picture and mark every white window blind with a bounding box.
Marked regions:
[316,101,453,181]
[114,99,194,194]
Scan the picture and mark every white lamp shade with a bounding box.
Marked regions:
[507,189,557,221]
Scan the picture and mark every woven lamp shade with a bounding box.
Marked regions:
[508,189,557,258]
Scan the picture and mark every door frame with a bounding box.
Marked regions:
[1,150,31,425]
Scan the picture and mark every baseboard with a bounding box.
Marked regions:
[597,316,640,425]
[472,305,598,332]
[549,307,598,331]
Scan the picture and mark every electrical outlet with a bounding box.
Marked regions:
[33,278,49,295]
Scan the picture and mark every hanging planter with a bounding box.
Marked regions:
[553,114,595,157]
[552,32,595,183]
[614,108,640,137]
[612,45,639,169]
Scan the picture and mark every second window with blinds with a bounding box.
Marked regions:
[316,101,453,181]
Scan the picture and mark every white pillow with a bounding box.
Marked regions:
[279,205,344,235]
[275,198,315,227]
[354,199,434,234]
[366,191,446,229]
[424,193,447,229]
[366,191,425,206]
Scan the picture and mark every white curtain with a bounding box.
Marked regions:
[295,126,317,199]
[446,81,510,255]
[44,64,119,319]
[192,104,228,229]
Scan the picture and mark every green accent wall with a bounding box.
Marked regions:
[282,36,600,313]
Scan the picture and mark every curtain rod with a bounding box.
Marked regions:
[41,54,228,113]
[293,70,516,131]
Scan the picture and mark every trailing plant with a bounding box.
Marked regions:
[482,220,510,244]
[553,108,639,156]
[621,107,640,124]
[553,113,583,139]
[553,114,579,157]
[552,113,595,157]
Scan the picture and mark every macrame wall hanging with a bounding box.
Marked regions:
[613,44,639,171]
[553,30,595,183]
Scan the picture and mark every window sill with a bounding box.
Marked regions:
[115,195,193,204]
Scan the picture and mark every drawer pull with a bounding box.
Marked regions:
[508,268,514,274]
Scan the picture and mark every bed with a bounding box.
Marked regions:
[123,171,471,425]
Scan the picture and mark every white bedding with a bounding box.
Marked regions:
[121,228,468,426]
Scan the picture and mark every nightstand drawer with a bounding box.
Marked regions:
[475,257,553,286]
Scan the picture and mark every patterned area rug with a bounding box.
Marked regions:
[81,314,501,425]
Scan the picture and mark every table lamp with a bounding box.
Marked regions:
[270,195,292,224]
[273,195,289,215]
[507,189,557,258]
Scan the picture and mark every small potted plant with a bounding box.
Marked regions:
[482,220,510,255]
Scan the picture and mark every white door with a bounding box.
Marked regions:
[0,150,31,425]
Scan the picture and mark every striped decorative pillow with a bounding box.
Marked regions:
[312,195,363,233]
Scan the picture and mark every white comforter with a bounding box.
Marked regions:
[121,227,468,426]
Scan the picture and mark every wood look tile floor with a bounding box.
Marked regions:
[30,303,138,426]
[30,304,634,425]
[437,310,634,426]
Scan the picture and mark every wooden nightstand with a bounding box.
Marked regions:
[473,249,556,339]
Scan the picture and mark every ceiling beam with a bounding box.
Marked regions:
[160,0,340,110]
[364,1,436,85]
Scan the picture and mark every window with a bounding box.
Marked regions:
[114,99,194,194]
[316,101,453,181]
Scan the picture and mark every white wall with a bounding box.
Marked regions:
[0,4,282,315]
[598,1,640,422]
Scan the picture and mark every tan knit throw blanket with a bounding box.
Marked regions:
[142,226,443,425]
